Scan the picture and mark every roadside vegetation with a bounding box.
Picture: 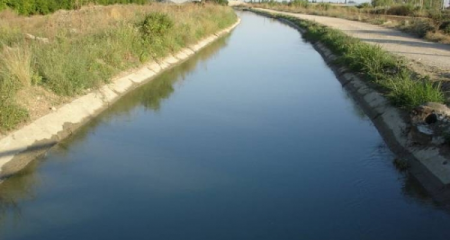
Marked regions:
[254,10,445,109]
[0,0,148,15]
[0,3,237,132]
[250,0,450,44]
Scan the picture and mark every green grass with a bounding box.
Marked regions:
[258,11,445,110]
[0,3,237,132]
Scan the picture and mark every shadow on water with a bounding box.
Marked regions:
[0,33,231,224]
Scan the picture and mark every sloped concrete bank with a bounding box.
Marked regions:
[248,10,450,203]
[0,19,241,180]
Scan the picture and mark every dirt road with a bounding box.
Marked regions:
[256,8,450,82]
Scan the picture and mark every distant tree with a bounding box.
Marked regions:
[206,0,229,5]
[0,0,5,10]
[0,0,150,15]
[371,0,394,7]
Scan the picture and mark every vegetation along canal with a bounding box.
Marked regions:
[1,11,450,240]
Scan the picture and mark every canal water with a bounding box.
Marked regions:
[1,11,450,240]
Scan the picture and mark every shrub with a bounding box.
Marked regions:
[387,4,415,16]
[371,0,394,7]
[444,24,450,34]
[343,43,400,81]
[207,0,229,6]
[316,3,332,11]
[407,19,434,37]
[140,13,174,42]
[0,0,148,16]
[289,0,309,8]
[357,3,372,9]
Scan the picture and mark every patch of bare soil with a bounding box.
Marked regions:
[16,86,68,123]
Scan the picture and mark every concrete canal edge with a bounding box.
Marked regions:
[0,18,241,181]
[248,9,450,203]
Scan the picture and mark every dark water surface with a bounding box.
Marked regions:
[1,12,450,240]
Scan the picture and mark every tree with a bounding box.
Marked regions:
[371,0,394,7]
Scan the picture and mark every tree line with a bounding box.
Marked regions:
[0,0,149,15]
[371,0,447,9]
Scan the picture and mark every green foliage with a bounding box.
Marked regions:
[316,3,332,11]
[1,0,148,15]
[386,4,415,16]
[0,101,28,131]
[443,23,450,34]
[406,19,434,37]
[207,0,229,6]
[140,13,174,42]
[383,74,444,109]
[357,3,372,9]
[289,0,309,8]
[0,4,237,131]
[371,0,394,7]
[343,43,400,81]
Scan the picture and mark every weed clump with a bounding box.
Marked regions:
[140,13,174,42]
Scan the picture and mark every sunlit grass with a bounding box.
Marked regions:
[0,3,237,131]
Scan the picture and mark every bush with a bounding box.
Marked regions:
[289,0,309,8]
[386,4,416,16]
[357,3,372,9]
[371,0,393,7]
[316,3,332,11]
[140,13,174,42]
[206,0,229,5]
[407,19,435,37]
[444,24,450,34]
[0,0,148,16]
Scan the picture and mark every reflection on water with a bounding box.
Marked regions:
[1,11,450,240]
[0,160,39,226]
[0,35,230,227]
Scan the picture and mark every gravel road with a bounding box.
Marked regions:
[257,8,450,82]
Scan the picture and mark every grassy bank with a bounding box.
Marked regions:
[251,2,450,44]
[0,3,237,132]
[253,10,445,110]
[0,0,148,15]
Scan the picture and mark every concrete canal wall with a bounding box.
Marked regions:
[0,18,241,180]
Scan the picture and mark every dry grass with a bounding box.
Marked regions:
[425,31,450,44]
[0,3,232,40]
[0,46,33,87]
[0,3,237,132]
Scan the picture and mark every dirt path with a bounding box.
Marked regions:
[256,8,450,82]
